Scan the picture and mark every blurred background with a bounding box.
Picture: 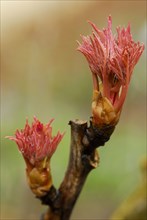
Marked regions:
[1,1,146,219]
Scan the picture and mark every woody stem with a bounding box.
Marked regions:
[39,119,115,220]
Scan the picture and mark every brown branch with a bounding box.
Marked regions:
[39,119,116,220]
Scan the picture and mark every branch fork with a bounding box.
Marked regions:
[39,119,116,220]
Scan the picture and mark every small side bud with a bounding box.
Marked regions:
[6,117,64,197]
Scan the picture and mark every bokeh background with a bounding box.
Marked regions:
[1,1,146,219]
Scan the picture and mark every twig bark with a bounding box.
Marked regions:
[39,119,115,220]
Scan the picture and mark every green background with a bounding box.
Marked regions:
[1,1,146,219]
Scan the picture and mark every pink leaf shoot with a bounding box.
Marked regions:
[77,16,144,114]
[7,117,64,165]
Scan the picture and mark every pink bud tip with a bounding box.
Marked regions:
[6,117,64,165]
[77,16,144,113]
